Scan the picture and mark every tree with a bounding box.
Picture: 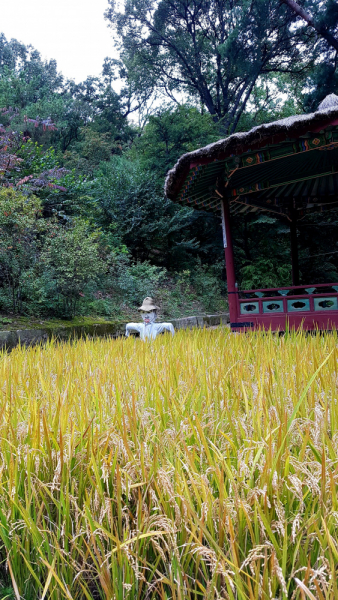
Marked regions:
[106,0,314,134]
[0,111,68,198]
[0,34,133,155]
[280,0,338,52]
[0,188,42,313]
[0,35,64,148]
[132,104,219,174]
[84,157,199,268]
[40,220,106,317]
[278,1,338,110]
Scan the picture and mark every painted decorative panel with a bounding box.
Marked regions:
[240,302,259,315]
[314,297,338,311]
[263,300,284,313]
[287,299,310,312]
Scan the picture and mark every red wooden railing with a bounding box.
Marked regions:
[229,282,338,331]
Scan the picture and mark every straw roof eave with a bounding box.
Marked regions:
[164,94,338,201]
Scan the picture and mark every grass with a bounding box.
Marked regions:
[0,315,121,332]
[0,327,337,599]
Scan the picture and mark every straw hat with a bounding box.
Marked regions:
[138,297,159,312]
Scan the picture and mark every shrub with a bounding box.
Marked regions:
[0,188,42,313]
[39,220,106,317]
[190,261,227,313]
[116,256,166,306]
[239,258,291,290]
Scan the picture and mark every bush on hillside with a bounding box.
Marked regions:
[38,220,106,318]
[0,189,42,313]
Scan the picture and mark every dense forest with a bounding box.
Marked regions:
[1,0,338,320]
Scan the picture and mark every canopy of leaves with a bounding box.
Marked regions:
[106,0,315,133]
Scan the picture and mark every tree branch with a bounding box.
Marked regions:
[280,0,338,52]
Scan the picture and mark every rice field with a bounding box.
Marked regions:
[0,328,337,599]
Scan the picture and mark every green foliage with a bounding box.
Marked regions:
[237,74,304,132]
[156,263,227,317]
[84,156,199,268]
[0,189,42,313]
[0,34,133,156]
[231,213,292,289]
[297,211,338,283]
[282,1,338,109]
[16,141,59,177]
[116,257,166,305]
[0,587,15,600]
[132,105,219,175]
[107,0,313,133]
[0,47,62,112]
[240,258,291,289]
[63,128,114,175]
[38,220,106,318]
[190,261,227,312]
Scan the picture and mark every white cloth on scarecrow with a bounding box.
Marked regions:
[125,321,175,340]
[125,298,175,340]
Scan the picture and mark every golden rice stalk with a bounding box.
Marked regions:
[0,327,337,599]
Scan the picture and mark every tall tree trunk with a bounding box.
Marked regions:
[280,0,338,52]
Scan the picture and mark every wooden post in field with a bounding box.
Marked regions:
[290,202,300,286]
[221,196,238,323]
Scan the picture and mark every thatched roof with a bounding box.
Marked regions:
[165,94,338,201]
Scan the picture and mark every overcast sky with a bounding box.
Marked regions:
[2,0,117,82]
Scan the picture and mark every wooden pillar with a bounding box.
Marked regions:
[290,205,300,286]
[221,196,238,322]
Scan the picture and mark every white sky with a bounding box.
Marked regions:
[1,0,117,82]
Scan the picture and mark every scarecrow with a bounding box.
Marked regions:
[125,297,175,340]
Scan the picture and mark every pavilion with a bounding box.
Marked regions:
[165,94,338,332]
